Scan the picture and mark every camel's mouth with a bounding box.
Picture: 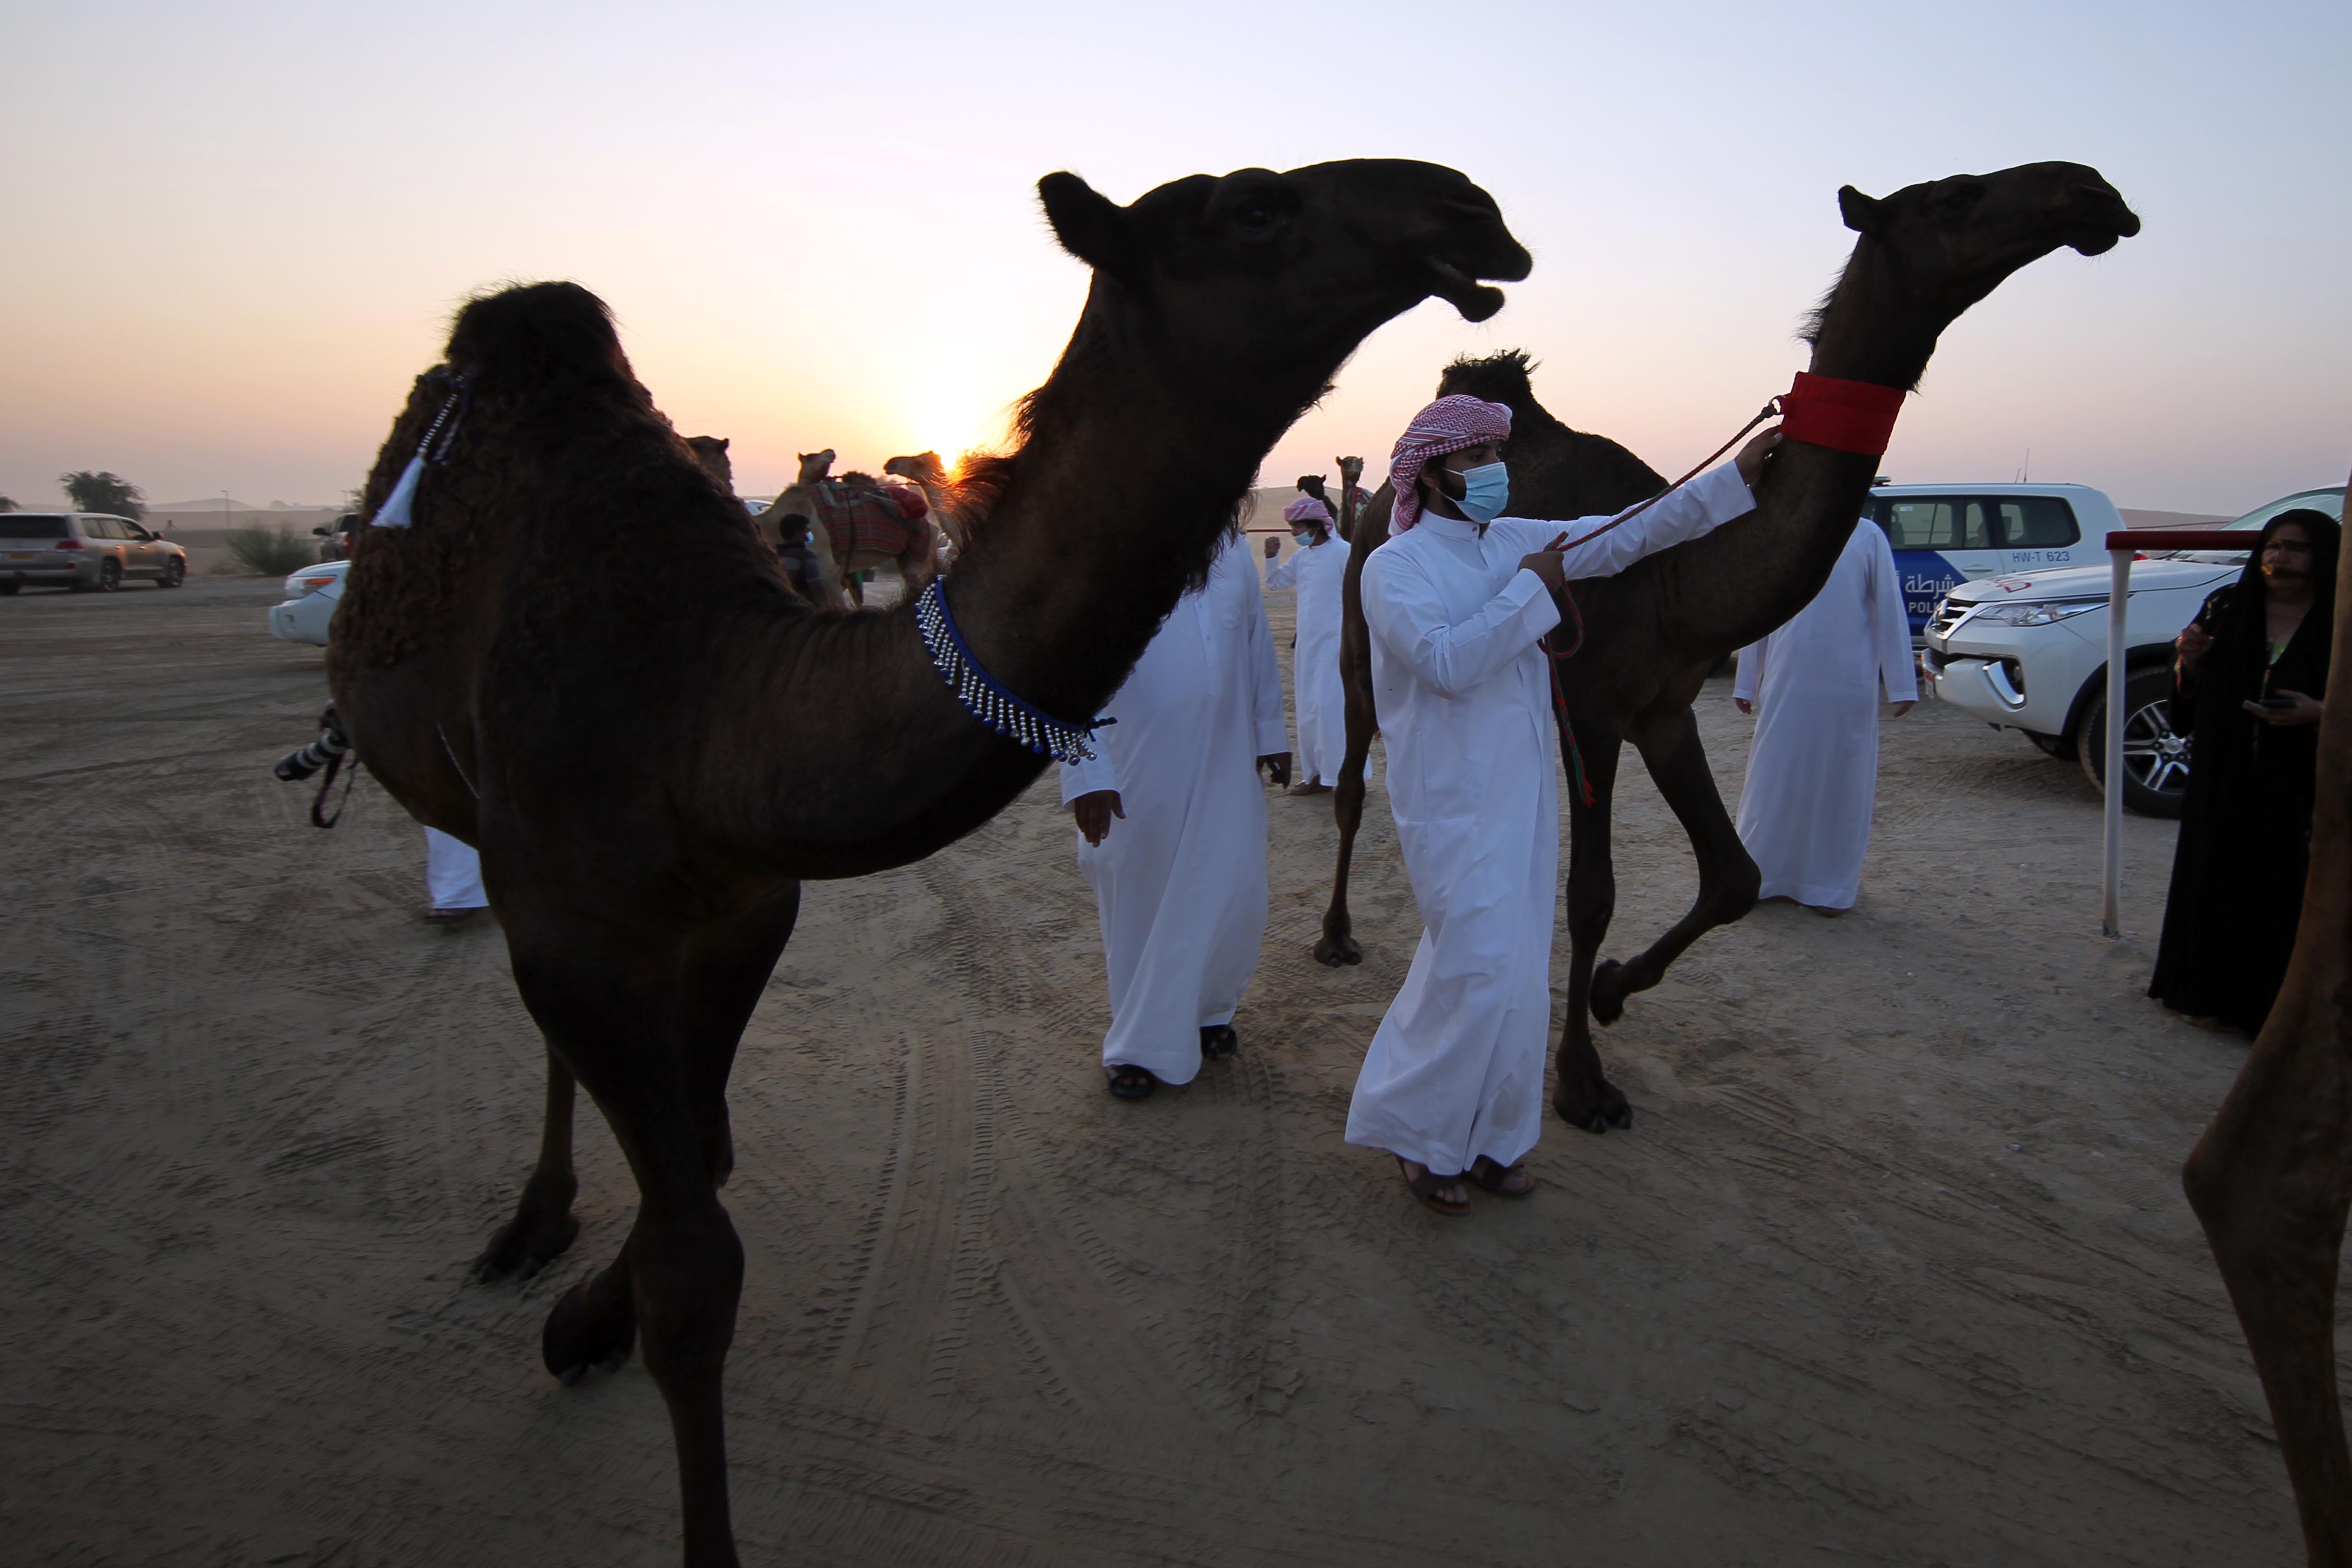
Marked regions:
[2065,194,2141,257]
[1425,256,1507,322]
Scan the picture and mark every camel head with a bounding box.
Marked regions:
[684,435,733,490]
[1829,161,2141,335]
[1037,159,1530,418]
[1336,456,1364,484]
[1297,475,1330,502]
[794,449,835,485]
[883,452,947,486]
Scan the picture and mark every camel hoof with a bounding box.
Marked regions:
[1589,959,1630,1025]
[470,1208,580,1284]
[543,1277,636,1384]
[1312,932,1363,968]
[1554,1078,1633,1135]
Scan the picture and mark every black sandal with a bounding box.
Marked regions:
[1397,1157,1471,1217]
[1199,1024,1239,1061]
[1107,1064,1158,1100]
[1467,1156,1536,1197]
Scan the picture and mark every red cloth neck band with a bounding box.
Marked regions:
[1778,372,1904,456]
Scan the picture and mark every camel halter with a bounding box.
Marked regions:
[1544,372,1905,555]
[915,579,1113,764]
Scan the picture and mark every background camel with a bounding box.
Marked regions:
[820,469,935,606]
[1315,162,2141,1136]
[884,449,978,557]
[2183,455,2352,1566]
[684,435,732,490]
[328,157,1530,1566]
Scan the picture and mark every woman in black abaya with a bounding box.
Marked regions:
[2149,507,2340,1034]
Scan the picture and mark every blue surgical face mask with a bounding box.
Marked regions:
[1453,461,1509,524]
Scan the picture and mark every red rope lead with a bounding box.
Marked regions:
[1777,371,1905,457]
[1544,588,1596,808]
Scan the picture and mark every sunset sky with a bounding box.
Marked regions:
[3,0,2346,515]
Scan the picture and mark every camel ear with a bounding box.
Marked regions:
[1040,172,1141,280]
[1838,186,1882,236]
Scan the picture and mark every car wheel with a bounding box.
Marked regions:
[0,580,18,596]
[97,559,122,593]
[160,557,185,588]
[2077,666,2189,820]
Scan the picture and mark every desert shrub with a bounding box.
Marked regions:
[224,524,319,576]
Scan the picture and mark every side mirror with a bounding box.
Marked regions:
[312,526,329,536]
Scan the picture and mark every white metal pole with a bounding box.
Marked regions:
[2102,547,2131,937]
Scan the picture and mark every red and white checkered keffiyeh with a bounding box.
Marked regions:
[1281,496,1332,525]
[1388,394,1513,532]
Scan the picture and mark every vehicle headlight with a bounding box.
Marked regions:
[1970,598,2106,627]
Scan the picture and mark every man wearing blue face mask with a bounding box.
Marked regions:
[1346,394,1777,1215]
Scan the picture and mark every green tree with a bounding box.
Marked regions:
[60,470,145,520]
[0,495,17,513]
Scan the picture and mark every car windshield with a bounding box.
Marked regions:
[2170,488,2347,563]
[1,515,70,539]
[2221,489,2344,529]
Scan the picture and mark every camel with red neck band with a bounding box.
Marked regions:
[327,158,1528,1568]
[1312,160,2140,1136]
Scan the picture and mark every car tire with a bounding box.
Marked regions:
[0,580,18,596]
[160,557,185,588]
[2077,665,2189,820]
[97,559,122,593]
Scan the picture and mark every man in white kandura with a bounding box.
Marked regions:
[1732,516,1916,915]
[1260,494,1349,795]
[1063,527,1291,1100]
[1346,394,1778,1215]
[423,826,488,925]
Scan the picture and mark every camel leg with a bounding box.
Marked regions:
[537,890,800,1380]
[1556,726,1634,1133]
[1589,706,1761,1025]
[470,1046,581,1281]
[2182,977,2352,1563]
[1312,658,1375,967]
[510,940,752,1568]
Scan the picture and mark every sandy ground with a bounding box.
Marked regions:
[1,575,2333,1567]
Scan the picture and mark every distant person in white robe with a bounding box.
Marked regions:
[1731,517,1916,914]
[1260,495,1349,794]
[424,826,487,925]
[1346,395,1776,1215]
[1062,529,1291,1100]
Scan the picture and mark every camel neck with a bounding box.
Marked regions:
[946,340,1312,729]
[1805,240,1941,392]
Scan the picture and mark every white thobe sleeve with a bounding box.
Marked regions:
[1733,642,1762,703]
[1060,743,1119,804]
[1244,567,1290,755]
[1502,462,1755,582]
[1263,549,1302,591]
[1363,551,1562,700]
[1866,523,1919,701]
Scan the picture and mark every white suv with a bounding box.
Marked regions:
[1868,482,2125,636]
[1920,486,2345,816]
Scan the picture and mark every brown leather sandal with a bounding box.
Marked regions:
[1398,1157,1471,1217]
[1468,1156,1536,1197]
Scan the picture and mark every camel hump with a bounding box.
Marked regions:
[446,281,632,391]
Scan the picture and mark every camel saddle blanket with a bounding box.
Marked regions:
[811,483,921,557]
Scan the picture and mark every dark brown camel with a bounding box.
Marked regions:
[1314,161,2140,1135]
[2182,457,2352,1567]
[328,159,1528,1568]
